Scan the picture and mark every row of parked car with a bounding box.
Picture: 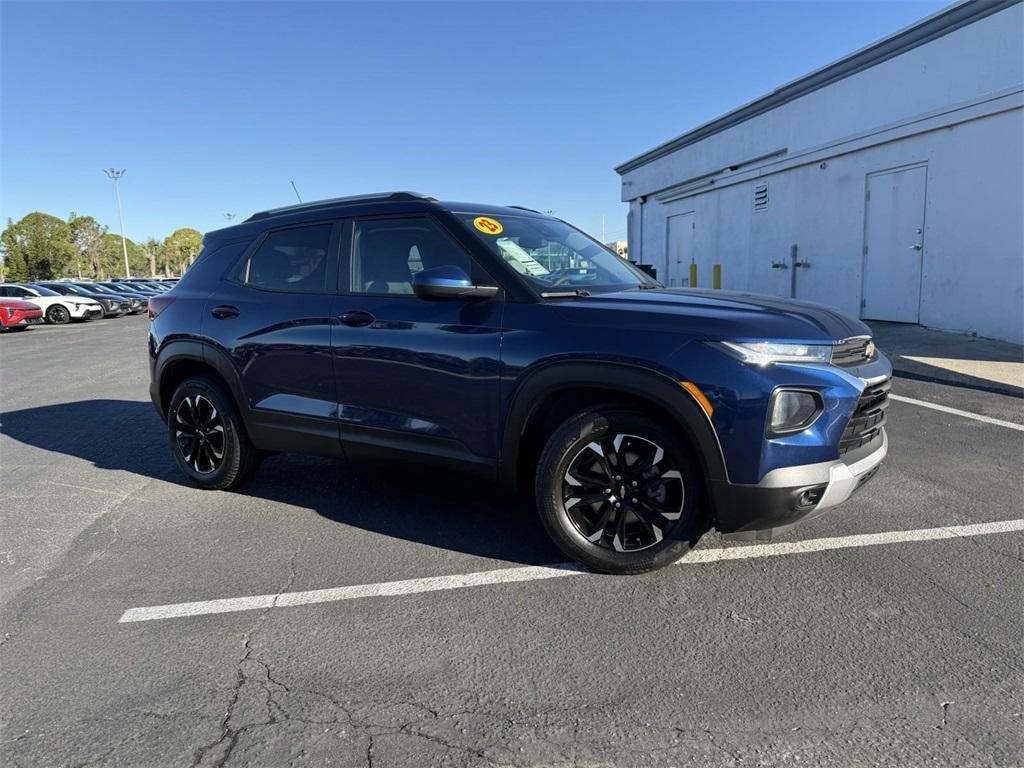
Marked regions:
[0,278,178,332]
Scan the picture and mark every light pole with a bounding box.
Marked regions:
[104,168,131,278]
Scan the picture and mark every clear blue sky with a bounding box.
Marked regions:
[1,1,947,243]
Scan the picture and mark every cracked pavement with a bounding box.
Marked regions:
[1,317,1022,767]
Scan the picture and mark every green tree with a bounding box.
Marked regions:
[93,232,143,279]
[68,213,108,279]
[0,212,76,280]
[163,228,203,275]
[0,218,27,281]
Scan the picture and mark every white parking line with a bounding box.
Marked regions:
[891,393,1024,431]
[118,519,1024,623]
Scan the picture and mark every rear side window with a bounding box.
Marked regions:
[242,224,332,292]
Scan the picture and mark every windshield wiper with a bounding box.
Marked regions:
[540,289,591,298]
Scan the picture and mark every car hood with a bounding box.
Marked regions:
[565,288,872,342]
[0,300,42,310]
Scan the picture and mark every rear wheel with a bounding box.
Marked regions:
[167,375,260,490]
[46,305,71,324]
[535,408,709,574]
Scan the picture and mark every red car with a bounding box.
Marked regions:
[0,299,44,332]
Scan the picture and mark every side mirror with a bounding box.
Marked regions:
[412,265,499,300]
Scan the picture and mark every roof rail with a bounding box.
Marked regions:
[506,205,541,213]
[245,191,436,222]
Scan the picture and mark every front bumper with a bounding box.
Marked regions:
[712,429,887,540]
[2,314,43,327]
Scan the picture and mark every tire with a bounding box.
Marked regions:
[46,304,71,324]
[535,408,709,574]
[167,375,260,490]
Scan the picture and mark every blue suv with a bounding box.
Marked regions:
[149,192,891,573]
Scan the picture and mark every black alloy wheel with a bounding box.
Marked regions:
[562,433,685,553]
[167,376,260,490]
[174,394,226,475]
[536,408,708,574]
[46,305,71,324]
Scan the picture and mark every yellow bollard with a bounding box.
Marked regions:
[713,263,722,289]
[689,262,697,288]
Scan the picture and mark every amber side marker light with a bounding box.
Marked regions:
[680,381,714,418]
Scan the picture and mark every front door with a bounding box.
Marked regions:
[862,165,927,323]
[332,215,503,468]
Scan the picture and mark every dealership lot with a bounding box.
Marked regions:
[1,317,1021,767]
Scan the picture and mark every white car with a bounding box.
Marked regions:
[0,284,104,324]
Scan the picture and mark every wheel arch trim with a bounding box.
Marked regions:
[153,338,249,419]
[499,360,729,490]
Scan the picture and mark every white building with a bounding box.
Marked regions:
[616,0,1023,343]
[605,240,629,258]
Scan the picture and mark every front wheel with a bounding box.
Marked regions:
[46,305,71,324]
[167,375,260,490]
[535,408,709,574]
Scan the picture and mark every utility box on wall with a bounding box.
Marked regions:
[616,0,1024,343]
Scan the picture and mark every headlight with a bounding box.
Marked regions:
[768,389,823,436]
[714,341,832,366]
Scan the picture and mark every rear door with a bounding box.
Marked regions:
[331,214,504,468]
[202,220,344,455]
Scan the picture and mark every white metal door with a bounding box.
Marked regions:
[862,165,927,323]
[666,212,695,288]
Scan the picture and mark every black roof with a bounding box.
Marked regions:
[204,193,550,240]
[244,191,436,222]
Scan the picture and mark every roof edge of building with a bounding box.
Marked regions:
[614,0,1019,177]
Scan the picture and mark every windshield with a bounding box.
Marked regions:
[56,283,89,295]
[26,285,60,296]
[455,213,655,295]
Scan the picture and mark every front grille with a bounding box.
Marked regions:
[832,336,875,367]
[839,378,890,456]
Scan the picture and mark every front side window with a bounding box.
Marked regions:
[455,212,655,295]
[350,217,484,295]
[244,224,332,292]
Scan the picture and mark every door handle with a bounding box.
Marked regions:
[909,244,922,251]
[210,305,240,319]
[340,310,375,327]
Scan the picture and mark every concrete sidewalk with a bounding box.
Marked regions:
[869,321,1023,394]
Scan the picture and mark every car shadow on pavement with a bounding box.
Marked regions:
[0,399,563,566]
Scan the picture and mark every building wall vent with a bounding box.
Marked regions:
[754,183,769,211]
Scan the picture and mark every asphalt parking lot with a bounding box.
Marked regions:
[1,315,1022,768]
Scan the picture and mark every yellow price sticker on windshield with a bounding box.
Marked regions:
[473,216,504,235]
